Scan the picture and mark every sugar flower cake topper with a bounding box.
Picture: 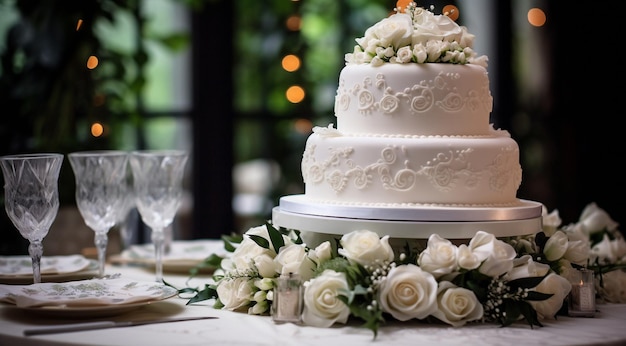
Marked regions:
[345,1,488,67]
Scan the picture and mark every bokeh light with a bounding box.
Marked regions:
[76,19,83,31]
[286,15,301,31]
[443,5,459,21]
[91,122,104,137]
[87,56,99,69]
[286,86,305,103]
[282,55,301,72]
[294,118,313,134]
[396,0,412,11]
[528,8,546,27]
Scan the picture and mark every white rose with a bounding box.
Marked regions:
[216,277,255,311]
[562,226,591,266]
[363,13,413,50]
[411,8,464,45]
[563,239,589,266]
[529,273,571,320]
[468,231,516,277]
[596,270,626,303]
[377,264,438,321]
[254,253,279,278]
[227,236,275,273]
[578,202,619,235]
[425,40,443,62]
[456,244,481,270]
[394,46,413,63]
[309,240,332,265]
[590,233,621,264]
[543,230,569,262]
[506,255,550,281]
[301,270,351,328]
[432,281,483,327]
[274,244,315,281]
[339,230,394,267]
[412,43,428,63]
[370,56,384,67]
[542,206,562,236]
[468,54,488,68]
[417,234,458,278]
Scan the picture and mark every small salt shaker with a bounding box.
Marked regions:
[271,272,303,324]
[568,268,596,317]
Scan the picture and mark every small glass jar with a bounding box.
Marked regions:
[568,268,596,317]
[271,272,303,324]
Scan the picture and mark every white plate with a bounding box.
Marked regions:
[110,240,225,273]
[0,254,92,275]
[7,286,178,318]
[0,260,99,285]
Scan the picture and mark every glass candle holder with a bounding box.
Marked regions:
[272,272,303,324]
[568,268,596,317]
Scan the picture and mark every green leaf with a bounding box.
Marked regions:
[186,285,218,305]
[519,301,544,328]
[221,234,243,252]
[525,291,553,301]
[266,221,286,252]
[249,234,270,249]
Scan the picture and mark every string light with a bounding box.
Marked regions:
[282,55,301,72]
[286,85,305,103]
[443,5,459,21]
[91,123,104,137]
[527,8,546,27]
[87,56,98,69]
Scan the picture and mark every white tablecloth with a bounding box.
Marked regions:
[1,263,626,346]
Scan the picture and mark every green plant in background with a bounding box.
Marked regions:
[0,0,197,255]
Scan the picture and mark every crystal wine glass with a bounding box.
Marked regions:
[68,150,129,278]
[129,150,188,282]
[0,153,64,284]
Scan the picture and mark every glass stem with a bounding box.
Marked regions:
[28,240,43,284]
[152,228,165,283]
[94,231,108,278]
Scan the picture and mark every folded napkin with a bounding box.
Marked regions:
[0,277,176,308]
[0,255,91,276]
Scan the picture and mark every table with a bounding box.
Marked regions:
[1,263,626,346]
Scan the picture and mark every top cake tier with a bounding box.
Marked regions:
[334,63,493,136]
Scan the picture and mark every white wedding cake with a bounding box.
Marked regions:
[273,3,542,242]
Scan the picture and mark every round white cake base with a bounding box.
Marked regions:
[272,195,543,240]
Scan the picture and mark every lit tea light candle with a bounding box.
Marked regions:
[568,268,596,317]
[272,272,303,323]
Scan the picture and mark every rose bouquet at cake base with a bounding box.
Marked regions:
[182,202,625,338]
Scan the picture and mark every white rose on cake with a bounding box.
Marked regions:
[345,2,487,66]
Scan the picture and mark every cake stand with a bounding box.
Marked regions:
[272,195,543,246]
